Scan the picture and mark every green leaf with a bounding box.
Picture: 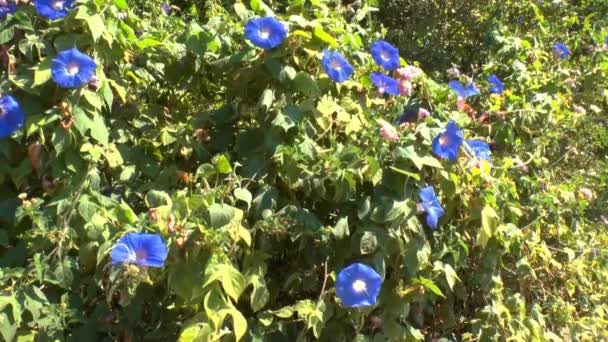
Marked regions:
[250,275,269,312]
[117,201,138,224]
[73,107,94,137]
[416,277,446,298]
[476,205,499,248]
[112,0,128,9]
[272,104,303,132]
[394,146,443,170]
[178,323,212,342]
[222,308,247,341]
[359,231,378,255]
[84,90,103,111]
[234,188,252,209]
[83,14,105,42]
[258,88,274,110]
[33,57,52,87]
[207,204,236,228]
[90,113,109,145]
[292,72,320,96]
[313,26,338,48]
[204,261,247,303]
[78,198,99,221]
[213,154,232,174]
[332,217,349,239]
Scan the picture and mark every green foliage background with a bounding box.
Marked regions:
[1,0,608,340]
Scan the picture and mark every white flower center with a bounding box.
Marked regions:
[0,105,5,117]
[381,51,390,61]
[352,279,367,293]
[439,135,449,146]
[0,0,8,7]
[329,59,342,71]
[259,28,271,39]
[54,0,64,10]
[67,63,79,76]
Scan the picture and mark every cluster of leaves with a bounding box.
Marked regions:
[1,0,608,340]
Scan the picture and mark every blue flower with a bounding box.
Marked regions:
[432,120,463,161]
[370,40,400,70]
[0,0,17,19]
[161,2,170,13]
[321,50,354,83]
[371,72,399,95]
[487,75,504,94]
[0,95,24,138]
[553,43,569,59]
[335,263,382,308]
[449,80,480,99]
[244,17,287,50]
[419,186,445,230]
[605,36,608,45]
[111,232,168,267]
[466,140,492,163]
[34,0,75,20]
[51,48,97,88]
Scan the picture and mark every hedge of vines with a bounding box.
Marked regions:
[1,0,608,340]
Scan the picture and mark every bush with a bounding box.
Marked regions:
[1,0,607,340]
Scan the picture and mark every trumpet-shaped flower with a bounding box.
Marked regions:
[51,48,97,88]
[449,80,480,110]
[466,140,492,163]
[111,232,168,267]
[0,95,24,138]
[553,43,569,59]
[371,72,398,95]
[370,40,400,70]
[0,0,17,19]
[419,186,445,230]
[487,75,504,94]
[244,17,287,50]
[335,263,382,308]
[34,0,75,20]
[321,50,354,83]
[432,120,463,161]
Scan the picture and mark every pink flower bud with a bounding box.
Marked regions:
[573,105,586,114]
[398,79,412,96]
[418,108,430,120]
[394,65,422,81]
[379,119,399,142]
[579,188,593,201]
[447,67,460,78]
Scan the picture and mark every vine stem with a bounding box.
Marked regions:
[318,257,329,301]
[47,166,92,261]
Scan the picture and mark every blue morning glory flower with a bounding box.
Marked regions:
[466,140,492,163]
[371,72,399,95]
[0,0,17,19]
[370,40,400,70]
[0,95,24,138]
[419,186,445,230]
[51,48,97,88]
[111,232,168,267]
[321,50,354,83]
[605,36,608,45]
[244,17,287,50]
[449,80,480,98]
[487,75,504,94]
[161,2,170,14]
[335,262,382,308]
[34,0,75,20]
[553,43,569,59]
[432,120,463,161]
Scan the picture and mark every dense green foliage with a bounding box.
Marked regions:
[1,0,608,340]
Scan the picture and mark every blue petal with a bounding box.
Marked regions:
[244,17,287,50]
[0,96,24,138]
[321,50,354,83]
[466,140,492,162]
[448,80,466,98]
[553,43,569,59]
[111,232,168,267]
[426,205,445,230]
[487,75,504,94]
[370,72,399,95]
[0,2,17,19]
[463,83,480,97]
[34,0,75,19]
[336,263,382,308]
[419,186,437,210]
[51,48,97,88]
[432,120,463,161]
[370,40,400,70]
